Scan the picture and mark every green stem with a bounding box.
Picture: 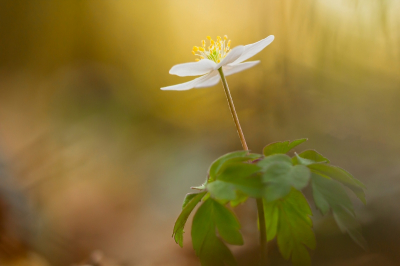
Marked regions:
[217,68,248,151]
[218,68,267,265]
[257,198,268,265]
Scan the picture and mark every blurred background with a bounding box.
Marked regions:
[0,0,399,265]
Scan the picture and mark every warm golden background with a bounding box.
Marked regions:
[0,0,399,265]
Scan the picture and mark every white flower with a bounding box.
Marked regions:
[161,35,274,91]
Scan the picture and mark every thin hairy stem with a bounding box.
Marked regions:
[257,198,268,265]
[217,68,248,151]
[218,68,267,264]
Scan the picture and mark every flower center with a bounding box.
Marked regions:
[192,35,231,63]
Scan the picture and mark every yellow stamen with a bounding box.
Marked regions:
[192,35,233,63]
[195,58,200,61]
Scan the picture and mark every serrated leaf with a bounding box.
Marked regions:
[293,153,316,166]
[208,151,261,182]
[263,198,279,241]
[202,192,211,201]
[260,157,311,202]
[207,181,237,200]
[292,150,330,165]
[199,233,236,266]
[191,179,208,190]
[230,191,248,207]
[311,173,353,215]
[258,154,292,170]
[209,151,247,180]
[207,162,264,201]
[287,139,308,151]
[264,189,315,266]
[218,161,261,181]
[311,173,367,249]
[213,201,243,245]
[173,192,206,247]
[182,193,201,209]
[309,164,366,204]
[263,138,307,156]
[192,198,243,266]
[301,150,330,163]
[333,206,367,249]
[292,245,312,266]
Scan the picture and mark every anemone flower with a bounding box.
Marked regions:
[161,35,274,91]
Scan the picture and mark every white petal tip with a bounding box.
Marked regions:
[160,87,191,91]
[168,59,216,77]
[232,35,275,64]
[169,66,183,76]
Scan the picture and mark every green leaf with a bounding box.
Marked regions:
[198,233,236,266]
[207,181,237,200]
[292,150,330,166]
[263,138,307,156]
[260,156,311,202]
[333,206,367,250]
[264,189,315,266]
[208,151,261,182]
[311,173,352,215]
[311,173,367,249]
[218,161,261,181]
[309,164,366,204]
[300,150,330,163]
[258,154,292,170]
[192,198,243,266]
[191,179,208,190]
[230,191,248,207]
[213,201,243,245]
[173,192,206,247]
[207,162,264,201]
[263,198,279,241]
[182,193,201,209]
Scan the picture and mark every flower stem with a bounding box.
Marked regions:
[217,68,248,151]
[257,198,268,265]
[217,68,267,265]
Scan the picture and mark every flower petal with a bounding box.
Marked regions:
[160,72,215,91]
[223,61,260,76]
[169,59,216,77]
[214,45,244,69]
[194,71,220,88]
[232,35,274,64]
